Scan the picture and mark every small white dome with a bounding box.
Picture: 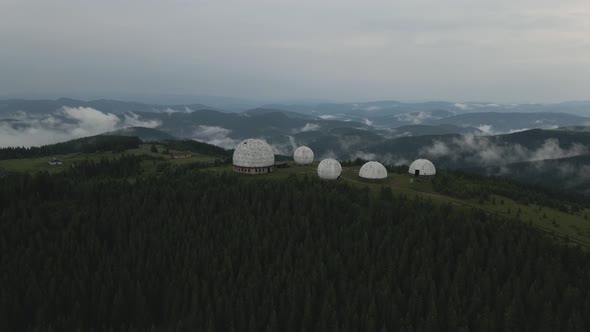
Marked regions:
[317,158,342,180]
[359,161,388,180]
[293,146,314,165]
[409,159,436,176]
[233,139,275,167]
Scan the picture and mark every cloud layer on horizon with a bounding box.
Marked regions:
[0,107,161,147]
[420,134,588,166]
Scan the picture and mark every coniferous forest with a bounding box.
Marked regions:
[0,136,141,160]
[2,158,590,331]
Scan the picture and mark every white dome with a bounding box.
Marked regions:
[232,139,275,167]
[359,161,388,180]
[293,146,314,165]
[409,159,436,176]
[317,158,342,180]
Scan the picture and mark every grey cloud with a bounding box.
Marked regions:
[192,125,239,149]
[319,149,338,159]
[530,139,587,161]
[351,151,377,161]
[0,107,161,147]
[394,112,438,125]
[420,135,588,166]
[162,107,194,115]
[363,118,373,126]
[269,135,298,156]
[1,1,589,102]
[298,123,321,133]
[476,125,495,135]
[123,112,162,128]
[421,141,452,158]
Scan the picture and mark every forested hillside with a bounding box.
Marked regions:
[0,135,140,160]
[432,171,590,211]
[468,155,590,193]
[2,158,590,331]
[102,127,177,142]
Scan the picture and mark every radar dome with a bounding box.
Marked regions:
[359,161,388,180]
[317,158,342,180]
[293,146,314,165]
[232,139,275,174]
[409,159,436,177]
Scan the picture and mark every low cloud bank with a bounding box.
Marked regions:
[192,125,239,149]
[271,135,298,156]
[299,123,321,132]
[476,124,552,135]
[162,107,194,115]
[0,107,162,147]
[351,151,377,161]
[420,134,587,166]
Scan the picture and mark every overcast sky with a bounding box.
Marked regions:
[1,0,589,103]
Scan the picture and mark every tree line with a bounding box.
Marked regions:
[0,136,141,160]
[432,170,590,212]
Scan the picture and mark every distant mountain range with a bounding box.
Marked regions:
[429,112,589,133]
[98,124,590,179]
[2,97,590,192]
[263,99,590,117]
[3,96,590,191]
[0,98,216,116]
[2,98,588,135]
[2,98,590,164]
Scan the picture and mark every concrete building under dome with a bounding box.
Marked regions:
[359,161,388,180]
[293,146,314,165]
[233,139,275,174]
[317,158,342,180]
[409,159,436,177]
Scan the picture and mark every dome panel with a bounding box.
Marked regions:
[359,161,388,179]
[317,158,342,180]
[232,139,275,168]
[409,159,436,176]
[293,146,314,165]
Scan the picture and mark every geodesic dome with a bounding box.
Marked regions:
[317,158,342,180]
[359,161,388,180]
[409,159,436,176]
[232,139,275,168]
[293,146,314,165]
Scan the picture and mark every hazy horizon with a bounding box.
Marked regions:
[1,0,589,103]
[2,92,590,107]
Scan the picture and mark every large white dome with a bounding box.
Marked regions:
[409,159,436,176]
[359,161,388,180]
[293,146,314,165]
[317,158,342,180]
[232,139,275,167]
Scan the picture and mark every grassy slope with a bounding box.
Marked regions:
[0,144,217,173]
[222,163,590,249]
[3,151,590,249]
